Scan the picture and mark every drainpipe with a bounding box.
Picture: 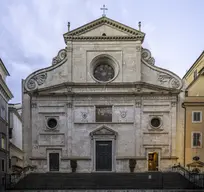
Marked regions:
[182,102,186,167]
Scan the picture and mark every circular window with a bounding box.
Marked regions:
[150,117,161,128]
[47,118,58,129]
[93,63,115,82]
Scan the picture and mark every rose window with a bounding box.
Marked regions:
[93,64,114,82]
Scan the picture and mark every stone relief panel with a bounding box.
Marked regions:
[142,63,182,89]
[74,106,95,123]
[38,134,65,146]
[112,105,134,122]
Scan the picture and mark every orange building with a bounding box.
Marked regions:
[183,51,204,172]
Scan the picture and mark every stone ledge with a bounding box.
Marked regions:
[116,156,146,160]
[143,132,169,134]
[74,122,134,124]
[61,157,91,160]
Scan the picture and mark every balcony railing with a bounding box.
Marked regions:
[172,163,204,188]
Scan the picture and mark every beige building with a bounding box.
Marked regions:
[183,51,204,172]
[22,16,183,173]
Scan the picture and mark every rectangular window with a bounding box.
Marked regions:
[194,69,198,79]
[96,106,112,122]
[192,111,202,122]
[1,136,6,150]
[1,159,4,171]
[192,132,202,147]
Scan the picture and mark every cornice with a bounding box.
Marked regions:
[0,58,10,76]
[25,81,181,95]
[0,78,13,100]
[64,35,144,43]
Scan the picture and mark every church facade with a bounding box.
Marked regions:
[22,16,184,173]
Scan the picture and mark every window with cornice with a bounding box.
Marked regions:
[192,132,202,148]
[192,111,202,123]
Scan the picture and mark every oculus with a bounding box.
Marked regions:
[150,117,162,128]
[93,63,114,82]
[47,118,58,129]
[90,55,119,83]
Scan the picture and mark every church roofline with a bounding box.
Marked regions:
[63,16,145,43]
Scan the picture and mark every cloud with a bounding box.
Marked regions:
[0,0,203,102]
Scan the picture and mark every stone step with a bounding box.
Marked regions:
[6,172,200,190]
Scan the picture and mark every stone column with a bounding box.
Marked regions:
[135,96,142,157]
[67,41,73,82]
[135,41,142,82]
[171,97,177,157]
[66,100,73,156]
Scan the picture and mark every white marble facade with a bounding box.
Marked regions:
[22,16,183,173]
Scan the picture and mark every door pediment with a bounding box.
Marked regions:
[90,125,117,138]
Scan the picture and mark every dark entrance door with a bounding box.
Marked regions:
[49,153,59,171]
[96,141,112,171]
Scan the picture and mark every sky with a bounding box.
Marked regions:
[0,0,204,103]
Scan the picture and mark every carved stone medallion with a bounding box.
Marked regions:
[120,111,127,118]
[27,73,47,90]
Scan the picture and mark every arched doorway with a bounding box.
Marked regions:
[148,152,159,171]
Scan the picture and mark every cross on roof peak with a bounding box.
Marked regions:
[100,4,108,17]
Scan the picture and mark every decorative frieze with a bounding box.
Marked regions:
[171,101,177,107]
[158,73,181,89]
[66,102,72,108]
[135,101,141,108]
[136,46,141,52]
[31,102,37,108]
[81,111,88,119]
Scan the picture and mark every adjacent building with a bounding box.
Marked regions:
[8,103,23,174]
[0,59,13,188]
[183,51,204,172]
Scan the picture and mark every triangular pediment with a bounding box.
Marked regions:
[63,17,145,43]
[90,125,117,137]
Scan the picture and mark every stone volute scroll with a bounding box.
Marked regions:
[141,48,155,65]
[24,48,68,92]
[141,47,183,90]
[52,49,67,65]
